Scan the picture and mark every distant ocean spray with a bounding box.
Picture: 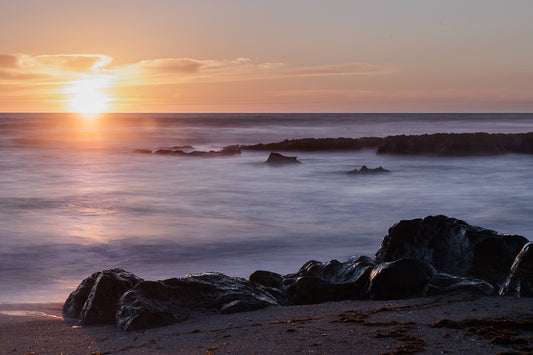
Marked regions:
[1,113,532,303]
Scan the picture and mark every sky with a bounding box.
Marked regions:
[0,0,532,113]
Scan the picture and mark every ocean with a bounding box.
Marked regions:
[1,113,532,303]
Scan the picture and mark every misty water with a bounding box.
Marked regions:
[1,113,532,303]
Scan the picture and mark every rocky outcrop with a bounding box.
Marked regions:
[64,215,530,331]
[347,165,390,175]
[375,215,528,286]
[376,132,533,156]
[265,152,301,165]
[241,137,384,151]
[499,242,533,297]
[63,268,143,324]
[136,145,241,157]
[116,272,290,331]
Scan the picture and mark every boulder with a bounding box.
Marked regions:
[499,242,533,297]
[426,273,495,296]
[347,165,390,175]
[281,256,375,304]
[249,270,283,289]
[116,272,291,331]
[63,269,143,324]
[375,215,528,286]
[369,258,435,300]
[265,152,301,165]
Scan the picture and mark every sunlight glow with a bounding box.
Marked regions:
[65,75,114,114]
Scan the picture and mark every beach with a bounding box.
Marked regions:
[1,294,532,354]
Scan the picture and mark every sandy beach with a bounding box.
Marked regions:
[1,293,531,354]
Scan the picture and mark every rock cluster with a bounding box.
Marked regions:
[134,145,241,157]
[64,215,531,331]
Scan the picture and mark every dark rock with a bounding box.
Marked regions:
[63,269,142,324]
[347,165,390,175]
[281,256,375,304]
[154,149,176,155]
[219,145,241,156]
[241,137,384,151]
[426,273,495,296]
[369,258,436,300]
[116,272,291,331]
[249,270,283,289]
[63,271,99,317]
[375,215,528,286]
[133,149,152,154]
[265,152,301,165]
[376,132,533,156]
[499,242,533,297]
[170,145,194,150]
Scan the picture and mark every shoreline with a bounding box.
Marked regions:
[2,294,532,354]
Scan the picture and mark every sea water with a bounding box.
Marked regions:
[1,113,532,303]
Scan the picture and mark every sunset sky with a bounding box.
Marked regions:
[1,0,532,113]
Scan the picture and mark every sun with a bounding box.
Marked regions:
[65,75,113,115]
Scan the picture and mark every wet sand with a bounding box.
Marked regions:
[1,294,532,354]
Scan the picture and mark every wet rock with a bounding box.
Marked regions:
[140,146,240,157]
[369,258,436,300]
[63,269,143,325]
[499,242,533,297]
[375,215,528,286]
[249,270,283,289]
[265,152,301,165]
[347,165,390,175]
[63,271,99,317]
[116,272,291,331]
[426,273,495,296]
[376,132,533,156]
[241,137,384,151]
[154,149,177,155]
[219,145,241,156]
[281,256,375,304]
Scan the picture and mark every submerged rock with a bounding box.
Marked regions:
[369,258,436,300]
[63,268,143,325]
[265,152,301,165]
[375,215,528,286]
[117,272,290,331]
[137,146,241,157]
[347,165,390,175]
[499,242,533,297]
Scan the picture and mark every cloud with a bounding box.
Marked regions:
[0,54,19,68]
[20,54,112,73]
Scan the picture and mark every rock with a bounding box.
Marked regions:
[369,258,436,300]
[375,215,528,286]
[426,273,495,296]
[139,146,240,157]
[347,165,390,175]
[265,152,301,165]
[63,271,99,317]
[116,272,291,331]
[219,145,242,156]
[133,149,152,154]
[281,256,375,304]
[499,242,533,297]
[63,269,143,325]
[249,270,283,289]
[376,132,533,156]
[241,137,384,151]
